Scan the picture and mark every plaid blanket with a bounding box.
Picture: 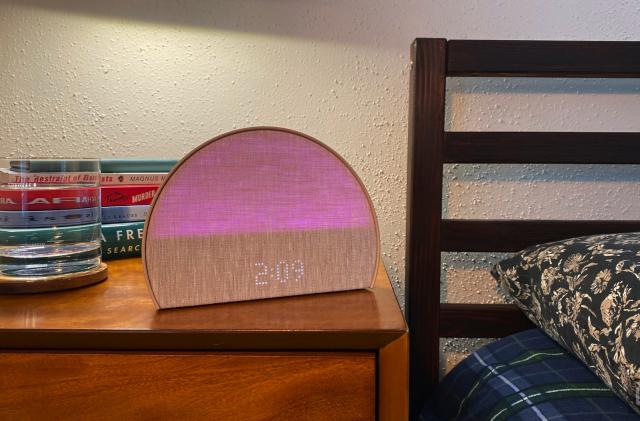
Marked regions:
[421,328,639,420]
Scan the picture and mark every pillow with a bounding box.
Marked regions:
[492,232,640,413]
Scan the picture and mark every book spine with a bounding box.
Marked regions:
[100,159,177,173]
[101,205,149,223]
[0,170,99,185]
[10,160,98,173]
[101,221,145,260]
[101,185,159,207]
[0,207,100,228]
[0,223,101,246]
[100,173,168,186]
[0,187,100,211]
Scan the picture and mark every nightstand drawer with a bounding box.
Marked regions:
[0,352,376,420]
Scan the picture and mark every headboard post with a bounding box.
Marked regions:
[405,37,446,419]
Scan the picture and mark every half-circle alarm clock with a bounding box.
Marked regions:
[143,127,379,309]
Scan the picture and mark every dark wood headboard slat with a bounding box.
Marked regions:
[446,40,640,77]
[406,38,447,411]
[444,132,640,164]
[442,219,640,252]
[440,304,534,337]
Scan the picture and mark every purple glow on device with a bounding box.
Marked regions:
[148,129,374,238]
[143,127,379,308]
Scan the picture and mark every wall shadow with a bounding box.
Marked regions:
[0,0,412,51]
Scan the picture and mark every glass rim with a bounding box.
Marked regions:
[2,158,99,161]
[0,159,101,175]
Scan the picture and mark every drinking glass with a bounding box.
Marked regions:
[0,159,102,277]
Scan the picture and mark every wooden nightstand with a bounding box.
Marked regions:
[0,258,407,420]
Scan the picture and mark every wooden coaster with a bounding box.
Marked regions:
[143,127,380,309]
[0,263,108,294]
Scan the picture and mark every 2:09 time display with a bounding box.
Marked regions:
[255,260,304,286]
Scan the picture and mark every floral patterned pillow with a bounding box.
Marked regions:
[492,232,640,413]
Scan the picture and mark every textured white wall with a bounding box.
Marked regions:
[2,1,640,331]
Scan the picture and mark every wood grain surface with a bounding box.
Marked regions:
[0,262,107,294]
[444,132,640,164]
[405,38,446,417]
[0,352,375,420]
[379,333,409,421]
[0,258,406,351]
[439,304,535,337]
[441,219,640,252]
[446,40,640,77]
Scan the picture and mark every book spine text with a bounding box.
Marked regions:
[101,185,159,207]
[101,221,145,260]
[101,205,149,223]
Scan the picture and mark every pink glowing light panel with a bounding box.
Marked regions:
[143,128,379,309]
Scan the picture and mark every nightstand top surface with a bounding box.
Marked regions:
[0,258,406,350]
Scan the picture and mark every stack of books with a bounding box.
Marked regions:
[100,159,177,260]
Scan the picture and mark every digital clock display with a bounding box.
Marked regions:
[255,260,305,286]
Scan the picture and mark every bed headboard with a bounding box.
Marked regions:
[406,38,640,417]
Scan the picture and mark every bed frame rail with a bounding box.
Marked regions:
[441,219,640,252]
[439,303,532,337]
[447,40,640,77]
[444,132,640,164]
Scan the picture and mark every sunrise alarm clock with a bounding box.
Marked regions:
[143,127,379,309]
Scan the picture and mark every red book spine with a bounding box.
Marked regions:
[0,187,100,211]
[101,185,160,207]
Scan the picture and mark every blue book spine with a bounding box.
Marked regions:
[100,159,177,173]
[101,221,145,260]
[101,205,149,223]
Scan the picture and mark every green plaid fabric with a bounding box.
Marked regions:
[421,329,639,420]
